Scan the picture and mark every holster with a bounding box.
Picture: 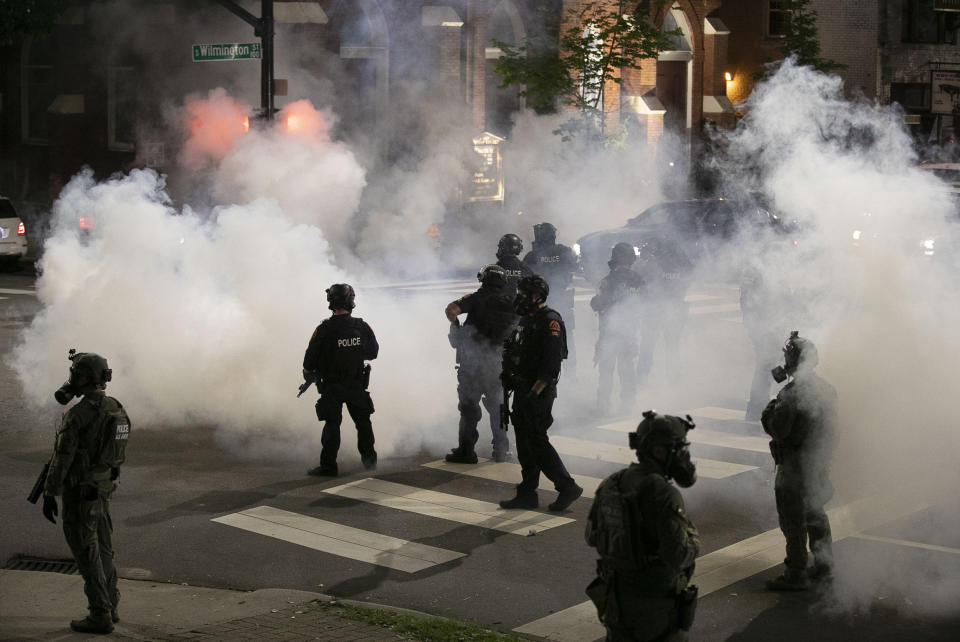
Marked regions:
[361,364,371,390]
[676,584,698,631]
[585,563,617,626]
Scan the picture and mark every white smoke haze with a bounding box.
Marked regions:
[706,59,960,614]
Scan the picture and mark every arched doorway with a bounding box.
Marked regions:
[656,6,694,139]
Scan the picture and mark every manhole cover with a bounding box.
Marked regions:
[4,555,78,574]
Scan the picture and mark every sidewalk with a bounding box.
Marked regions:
[0,569,456,641]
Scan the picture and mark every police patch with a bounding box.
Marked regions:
[549,320,561,336]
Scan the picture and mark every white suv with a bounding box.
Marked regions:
[0,197,29,268]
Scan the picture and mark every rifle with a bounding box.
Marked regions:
[297,371,317,398]
[27,460,51,504]
[499,386,512,432]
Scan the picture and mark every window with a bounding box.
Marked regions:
[903,0,960,44]
[108,65,136,151]
[21,36,56,143]
[768,0,787,38]
[890,83,931,111]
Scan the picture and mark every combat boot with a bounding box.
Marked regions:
[807,562,833,582]
[548,484,584,512]
[445,448,478,464]
[499,491,538,510]
[111,607,119,623]
[765,569,809,591]
[307,464,338,477]
[70,610,114,634]
[362,454,378,471]
[491,450,513,463]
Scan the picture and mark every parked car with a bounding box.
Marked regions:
[575,198,793,282]
[0,197,28,269]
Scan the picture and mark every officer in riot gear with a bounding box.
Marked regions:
[302,284,379,476]
[585,410,700,641]
[762,331,838,590]
[499,275,583,512]
[591,243,645,415]
[636,238,693,387]
[496,233,533,298]
[42,350,132,634]
[445,265,518,463]
[523,222,580,374]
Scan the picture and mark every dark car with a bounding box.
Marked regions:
[575,199,792,282]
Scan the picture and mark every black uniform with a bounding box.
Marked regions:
[636,248,693,387]
[524,242,579,370]
[451,284,517,457]
[503,306,578,496]
[303,313,379,473]
[497,254,533,298]
[591,264,645,413]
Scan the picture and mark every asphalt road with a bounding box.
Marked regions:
[1,270,958,641]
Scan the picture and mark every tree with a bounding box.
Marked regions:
[778,0,844,74]
[0,0,68,46]
[493,1,675,143]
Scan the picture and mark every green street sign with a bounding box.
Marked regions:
[192,42,262,62]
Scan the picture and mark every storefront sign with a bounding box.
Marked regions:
[469,132,505,202]
[931,70,960,114]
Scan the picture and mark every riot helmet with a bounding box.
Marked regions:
[533,222,557,247]
[609,242,637,268]
[326,283,356,311]
[477,264,508,289]
[497,233,523,259]
[514,274,550,315]
[629,410,697,487]
[771,330,818,382]
[54,349,112,405]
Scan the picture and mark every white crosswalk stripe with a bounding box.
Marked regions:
[423,458,604,499]
[324,478,574,534]
[550,434,757,479]
[0,287,35,296]
[597,418,770,453]
[212,505,464,573]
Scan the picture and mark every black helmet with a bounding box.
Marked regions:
[326,283,356,311]
[609,242,637,267]
[783,330,818,374]
[477,264,508,288]
[630,410,693,453]
[497,233,523,258]
[70,351,112,386]
[533,222,557,246]
[518,274,549,300]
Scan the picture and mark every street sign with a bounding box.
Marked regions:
[192,42,262,62]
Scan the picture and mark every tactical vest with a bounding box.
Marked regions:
[466,289,518,345]
[68,396,131,490]
[317,316,368,384]
[586,469,655,572]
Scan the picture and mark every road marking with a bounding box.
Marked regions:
[850,534,960,556]
[211,505,464,573]
[422,459,603,499]
[596,419,769,453]
[513,489,933,641]
[367,278,476,288]
[323,478,574,535]
[684,406,747,422]
[550,435,757,479]
[689,303,743,315]
[684,294,723,302]
[0,288,35,296]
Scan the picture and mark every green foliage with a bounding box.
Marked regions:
[0,0,68,46]
[779,0,845,74]
[493,1,675,143]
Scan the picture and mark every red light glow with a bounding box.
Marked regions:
[17,221,25,235]
[242,117,250,132]
[276,100,329,140]
[79,217,96,230]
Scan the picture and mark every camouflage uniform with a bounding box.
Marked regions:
[586,461,699,641]
[762,372,838,578]
[45,391,130,621]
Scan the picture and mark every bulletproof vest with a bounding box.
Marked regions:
[509,307,567,381]
[525,244,574,291]
[66,395,131,490]
[587,468,656,572]
[465,287,518,345]
[315,316,368,384]
[496,255,531,297]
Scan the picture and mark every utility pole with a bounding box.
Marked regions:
[212,0,275,120]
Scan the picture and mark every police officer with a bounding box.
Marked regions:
[762,331,838,590]
[303,284,379,476]
[585,411,700,641]
[445,265,518,463]
[523,222,579,373]
[591,242,645,415]
[496,233,533,298]
[42,350,131,634]
[636,238,693,387]
[499,275,583,512]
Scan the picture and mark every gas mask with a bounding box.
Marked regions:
[668,445,697,488]
[771,365,788,384]
[513,291,542,315]
[54,349,111,405]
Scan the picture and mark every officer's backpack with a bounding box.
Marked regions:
[586,470,649,571]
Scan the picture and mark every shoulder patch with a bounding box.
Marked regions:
[548,319,562,336]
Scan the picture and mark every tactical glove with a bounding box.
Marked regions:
[42,495,58,524]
